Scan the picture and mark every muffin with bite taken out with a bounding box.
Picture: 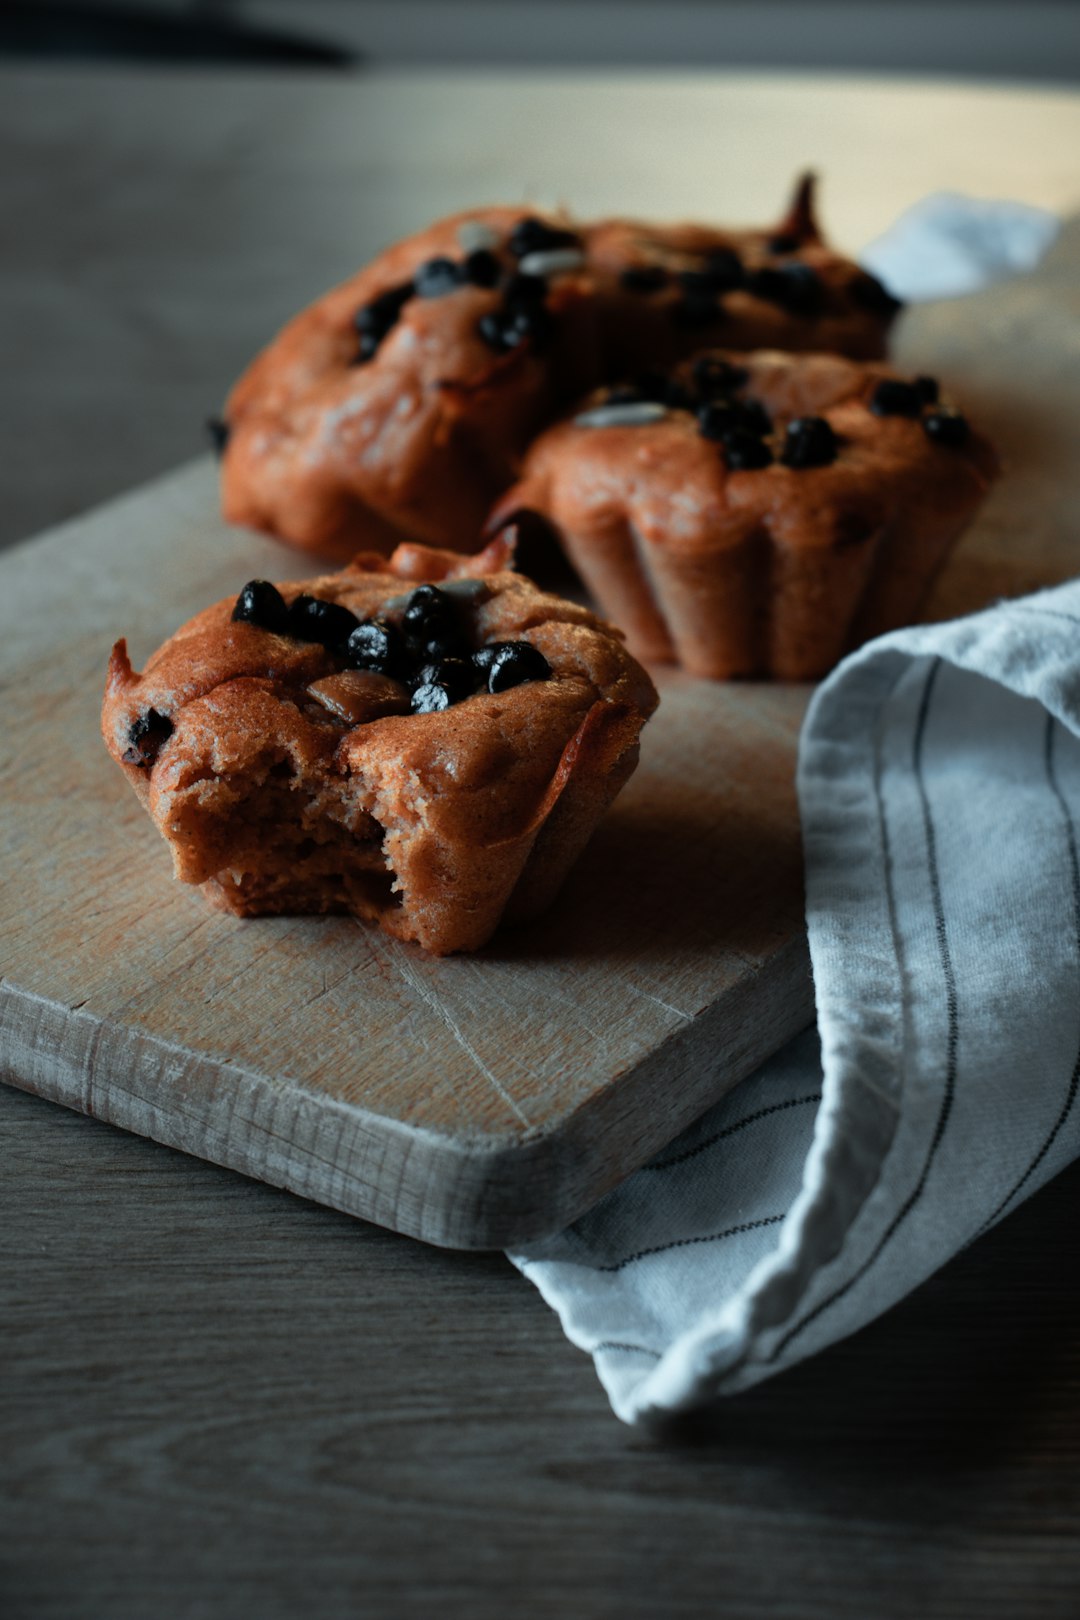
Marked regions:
[102,531,658,955]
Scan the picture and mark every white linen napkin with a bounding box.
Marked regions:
[860,191,1060,301]
[509,197,1075,1424]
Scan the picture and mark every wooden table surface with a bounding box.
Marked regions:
[3,64,1080,1620]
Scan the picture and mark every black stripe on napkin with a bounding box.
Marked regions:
[593,1340,662,1360]
[977,715,1080,1233]
[644,1093,823,1172]
[598,1213,787,1274]
[768,657,958,1359]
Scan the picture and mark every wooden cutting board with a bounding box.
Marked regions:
[2,227,1078,1249]
[0,462,815,1248]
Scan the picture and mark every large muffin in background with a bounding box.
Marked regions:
[215,178,901,563]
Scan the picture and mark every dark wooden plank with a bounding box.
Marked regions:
[1,1083,1078,1620]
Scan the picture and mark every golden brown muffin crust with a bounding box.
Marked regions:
[218,179,900,561]
[102,538,657,954]
[493,351,999,680]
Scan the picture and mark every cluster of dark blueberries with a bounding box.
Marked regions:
[619,238,900,328]
[623,243,824,326]
[868,377,970,446]
[605,357,968,469]
[605,356,839,471]
[348,217,907,366]
[353,217,582,364]
[231,578,552,716]
[204,221,907,454]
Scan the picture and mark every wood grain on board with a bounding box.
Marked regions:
[0,465,814,1248]
[3,220,1080,1251]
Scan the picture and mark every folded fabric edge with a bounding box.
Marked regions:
[858,191,1061,302]
[631,586,1080,1421]
[511,651,917,1423]
[617,651,919,1421]
[514,581,1080,1424]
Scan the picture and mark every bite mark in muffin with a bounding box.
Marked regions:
[102,536,658,955]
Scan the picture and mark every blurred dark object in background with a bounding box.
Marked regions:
[0,1,359,65]
[3,1,1079,84]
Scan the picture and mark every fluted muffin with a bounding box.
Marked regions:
[490,351,999,681]
[102,534,658,955]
